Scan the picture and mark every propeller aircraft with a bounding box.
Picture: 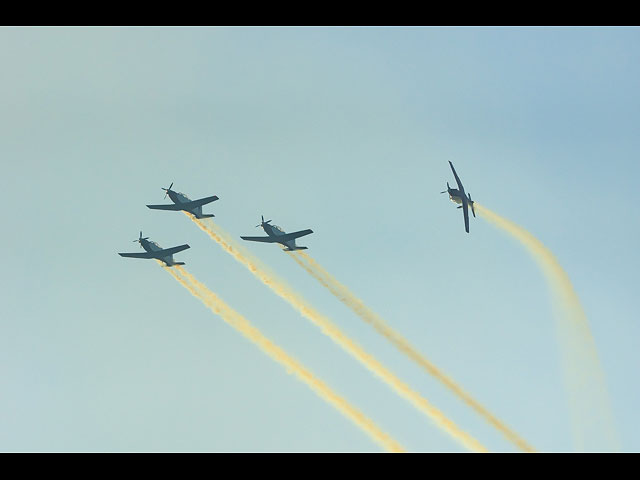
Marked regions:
[441,161,475,233]
[118,231,190,266]
[241,216,313,251]
[147,183,219,219]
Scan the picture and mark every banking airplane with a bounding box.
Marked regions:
[441,161,475,233]
[118,231,190,266]
[147,183,219,219]
[241,216,313,251]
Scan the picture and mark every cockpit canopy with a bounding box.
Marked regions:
[175,191,191,202]
[147,240,162,251]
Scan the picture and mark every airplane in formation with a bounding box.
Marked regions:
[147,183,219,219]
[118,231,190,266]
[241,216,313,251]
[441,161,475,233]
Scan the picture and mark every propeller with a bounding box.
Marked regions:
[162,182,174,199]
[133,231,149,248]
[440,182,450,194]
[255,215,272,228]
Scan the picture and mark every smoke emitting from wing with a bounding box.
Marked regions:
[474,203,619,451]
[288,250,535,452]
[187,215,489,452]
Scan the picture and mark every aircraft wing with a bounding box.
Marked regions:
[241,229,312,244]
[240,236,278,243]
[462,201,470,233]
[157,244,191,256]
[118,251,157,259]
[182,195,219,209]
[276,229,314,242]
[449,161,464,192]
[146,203,184,211]
[146,196,219,212]
[118,244,190,259]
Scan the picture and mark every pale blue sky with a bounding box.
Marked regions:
[1,27,638,452]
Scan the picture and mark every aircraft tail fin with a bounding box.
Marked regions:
[285,246,308,251]
[172,262,186,266]
[197,214,215,219]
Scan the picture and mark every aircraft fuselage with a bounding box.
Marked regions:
[140,238,179,266]
[262,223,302,251]
[447,188,465,205]
[166,190,207,218]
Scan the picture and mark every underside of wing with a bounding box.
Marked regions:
[240,236,277,243]
[462,202,470,233]
[118,251,156,259]
[182,195,219,209]
[157,244,191,256]
[449,161,464,191]
[146,203,184,211]
[277,229,314,242]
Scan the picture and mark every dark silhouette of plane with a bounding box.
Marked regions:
[147,183,219,219]
[441,161,475,233]
[118,231,190,266]
[240,216,313,251]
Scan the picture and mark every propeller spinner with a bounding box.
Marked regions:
[162,182,174,199]
[256,215,272,228]
[134,231,149,248]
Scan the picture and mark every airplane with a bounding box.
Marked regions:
[147,183,219,219]
[118,231,190,266]
[441,161,475,233]
[240,216,313,251]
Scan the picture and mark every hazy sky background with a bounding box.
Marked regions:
[1,27,638,452]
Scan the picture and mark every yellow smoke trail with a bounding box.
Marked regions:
[474,203,619,451]
[289,250,535,452]
[186,214,488,452]
[161,263,406,453]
